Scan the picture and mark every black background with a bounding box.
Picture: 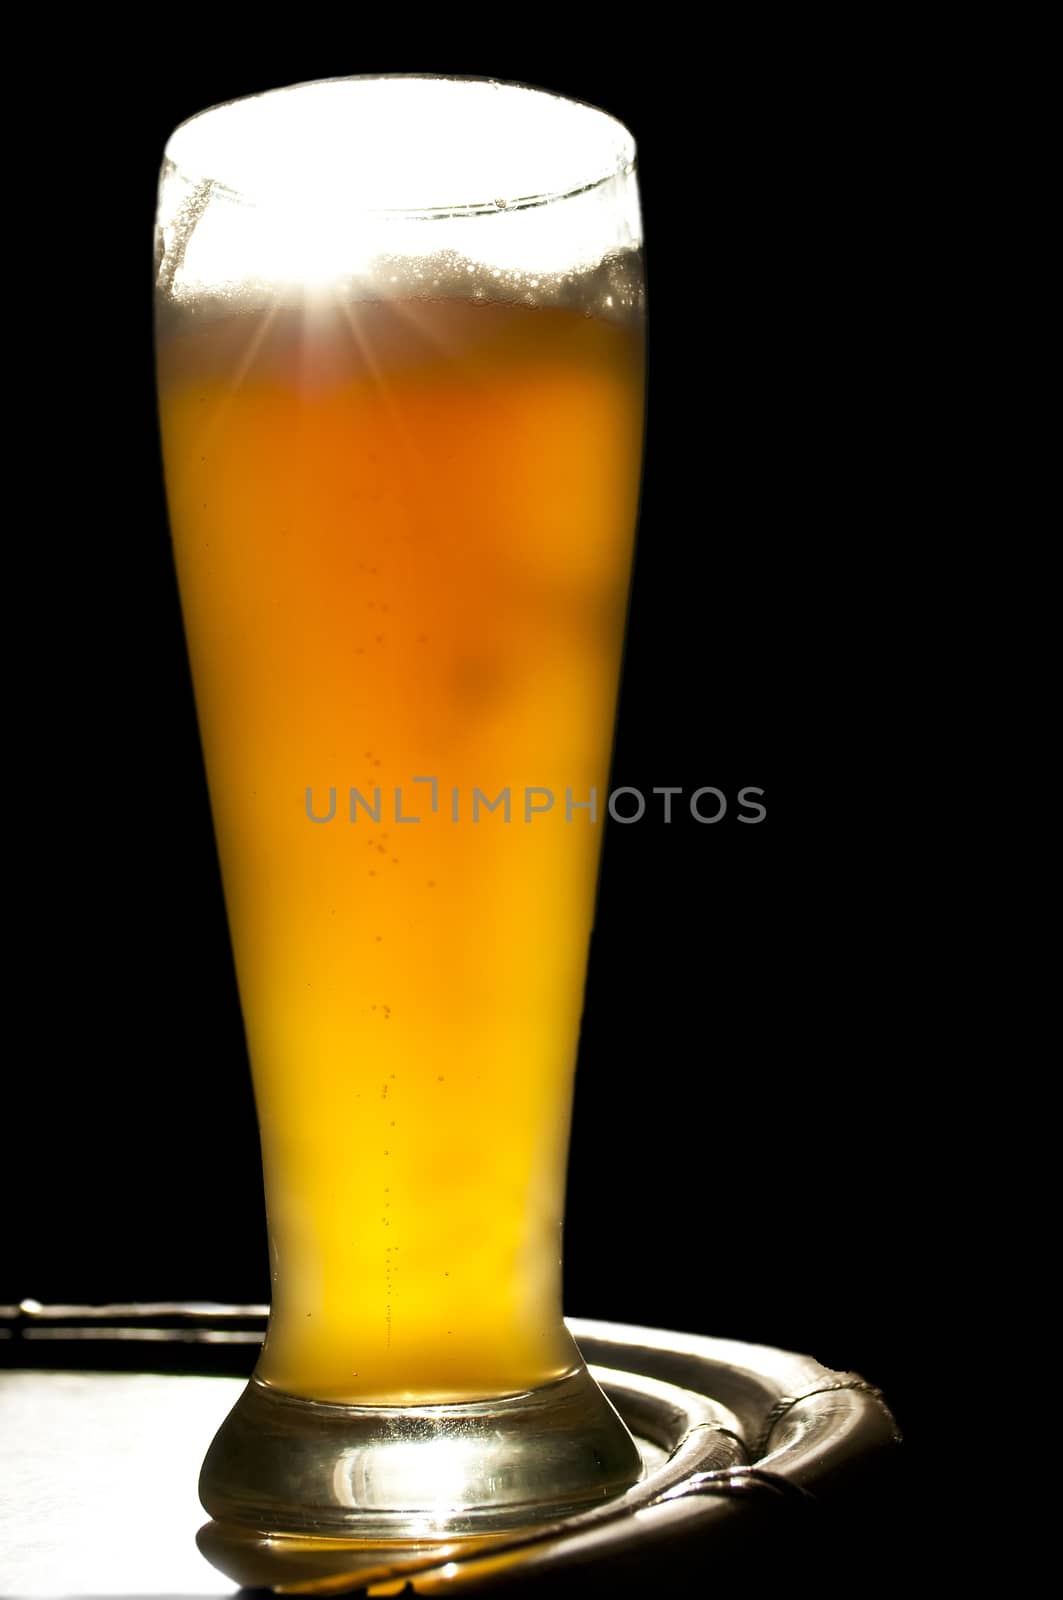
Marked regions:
[9,31,923,1580]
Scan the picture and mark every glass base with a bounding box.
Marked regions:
[199,1367,644,1537]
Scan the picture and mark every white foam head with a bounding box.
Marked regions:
[165,76,636,212]
[157,77,643,305]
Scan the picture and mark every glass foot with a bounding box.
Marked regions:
[200,1366,644,1537]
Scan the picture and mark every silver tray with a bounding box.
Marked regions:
[0,1306,901,1595]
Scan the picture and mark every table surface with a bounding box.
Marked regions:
[1,1370,246,1598]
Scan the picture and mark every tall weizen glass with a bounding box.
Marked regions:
[155,76,646,1537]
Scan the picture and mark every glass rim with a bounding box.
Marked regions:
[162,74,639,220]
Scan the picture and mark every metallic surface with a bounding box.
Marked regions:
[0,1308,900,1595]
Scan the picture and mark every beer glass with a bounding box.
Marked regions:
[154,75,646,1537]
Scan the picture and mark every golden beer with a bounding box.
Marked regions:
[159,76,647,1536]
[157,291,644,1405]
